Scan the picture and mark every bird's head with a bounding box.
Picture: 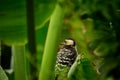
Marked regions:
[64,38,75,46]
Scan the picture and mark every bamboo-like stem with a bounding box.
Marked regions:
[26,0,36,54]
[12,46,27,80]
[39,4,64,80]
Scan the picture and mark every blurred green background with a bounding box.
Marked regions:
[0,0,120,80]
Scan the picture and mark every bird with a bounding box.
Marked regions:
[55,38,78,80]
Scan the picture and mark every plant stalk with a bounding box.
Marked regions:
[39,4,64,80]
[12,46,27,80]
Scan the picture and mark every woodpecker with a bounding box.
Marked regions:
[55,38,78,80]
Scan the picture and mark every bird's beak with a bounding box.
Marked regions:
[58,42,65,49]
[60,42,65,45]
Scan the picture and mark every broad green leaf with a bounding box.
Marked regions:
[0,0,56,45]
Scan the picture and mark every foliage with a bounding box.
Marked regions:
[0,0,56,45]
[0,66,8,80]
[39,4,64,80]
[0,0,120,80]
[59,0,120,80]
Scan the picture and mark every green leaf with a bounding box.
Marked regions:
[80,58,98,80]
[0,0,56,45]
[69,57,99,80]
[68,55,81,79]
[0,66,8,80]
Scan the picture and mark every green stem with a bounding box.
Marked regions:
[26,0,36,54]
[68,55,81,79]
[39,4,64,80]
[12,46,27,80]
[0,41,2,65]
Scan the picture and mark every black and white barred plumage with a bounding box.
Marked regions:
[56,38,78,68]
